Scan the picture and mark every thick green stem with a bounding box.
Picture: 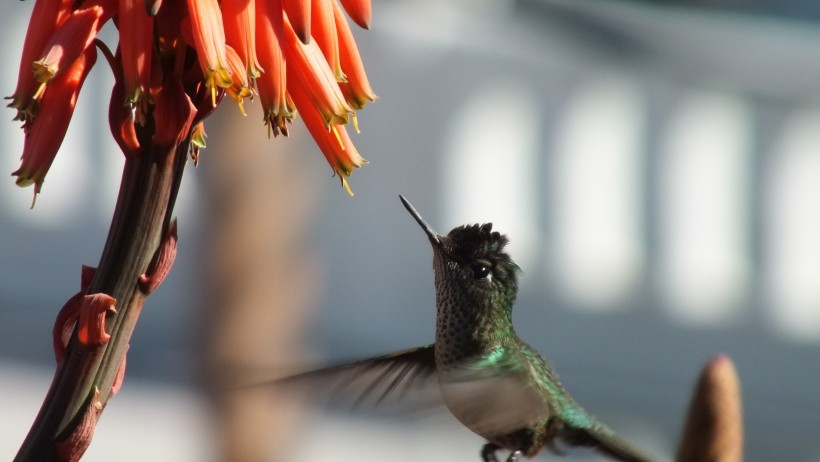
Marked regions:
[14,140,188,461]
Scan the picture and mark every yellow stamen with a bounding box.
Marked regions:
[330,125,344,150]
[340,176,353,196]
[33,82,48,100]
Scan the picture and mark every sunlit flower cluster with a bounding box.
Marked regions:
[9,0,376,199]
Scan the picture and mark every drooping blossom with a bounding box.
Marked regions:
[8,0,377,201]
[12,46,97,198]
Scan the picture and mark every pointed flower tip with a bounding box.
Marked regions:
[283,0,312,43]
[340,0,372,30]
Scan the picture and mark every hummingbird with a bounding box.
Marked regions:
[280,196,654,462]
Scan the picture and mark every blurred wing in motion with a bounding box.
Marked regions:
[273,345,441,412]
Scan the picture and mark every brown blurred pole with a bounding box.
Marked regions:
[201,104,321,462]
[677,355,744,462]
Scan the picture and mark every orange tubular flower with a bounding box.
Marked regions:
[255,0,293,137]
[117,0,154,107]
[7,0,74,121]
[284,17,352,126]
[224,45,253,115]
[13,46,97,199]
[11,0,376,197]
[333,0,376,110]
[283,0,311,44]
[222,0,263,80]
[339,0,371,29]
[185,0,233,106]
[32,6,107,86]
[290,77,365,195]
[311,0,343,81]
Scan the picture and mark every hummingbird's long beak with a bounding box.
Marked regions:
[399,195,442,247]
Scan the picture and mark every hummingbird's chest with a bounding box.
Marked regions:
[434,308,483,369]
[433,301,514,374]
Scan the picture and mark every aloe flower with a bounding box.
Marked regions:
[9,0,376,460]
[9,0,377,200]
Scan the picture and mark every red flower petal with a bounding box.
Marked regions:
[118,0,154,105]
[284,16,351,126]
[339,0,371,30]
[13,46,97,200]
[283,0,311,43]
[222,0,263,79]
[334,0,375,110]
[311,0,343,81]
[7,0,74,121]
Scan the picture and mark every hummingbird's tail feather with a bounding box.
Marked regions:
[567,425,657,462]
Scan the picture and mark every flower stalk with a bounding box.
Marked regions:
[15,125,189,462]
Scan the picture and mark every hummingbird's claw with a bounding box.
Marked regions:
[505,449,522,462]
[481,443,501,462]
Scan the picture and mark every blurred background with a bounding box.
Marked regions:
[3,0,820,460]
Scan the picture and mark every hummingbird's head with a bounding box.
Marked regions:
[399,196,520,313]
[439,222,520,292]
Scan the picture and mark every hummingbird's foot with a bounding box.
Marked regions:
[481,443,501,462]
[505,449,523,462]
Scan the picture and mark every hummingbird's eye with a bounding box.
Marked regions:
[471,264,492,280]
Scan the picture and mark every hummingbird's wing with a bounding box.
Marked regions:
[272,345,441,410]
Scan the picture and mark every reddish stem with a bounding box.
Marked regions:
[14,137,188,461]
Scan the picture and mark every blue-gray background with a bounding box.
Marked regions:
[3,0,820,460]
